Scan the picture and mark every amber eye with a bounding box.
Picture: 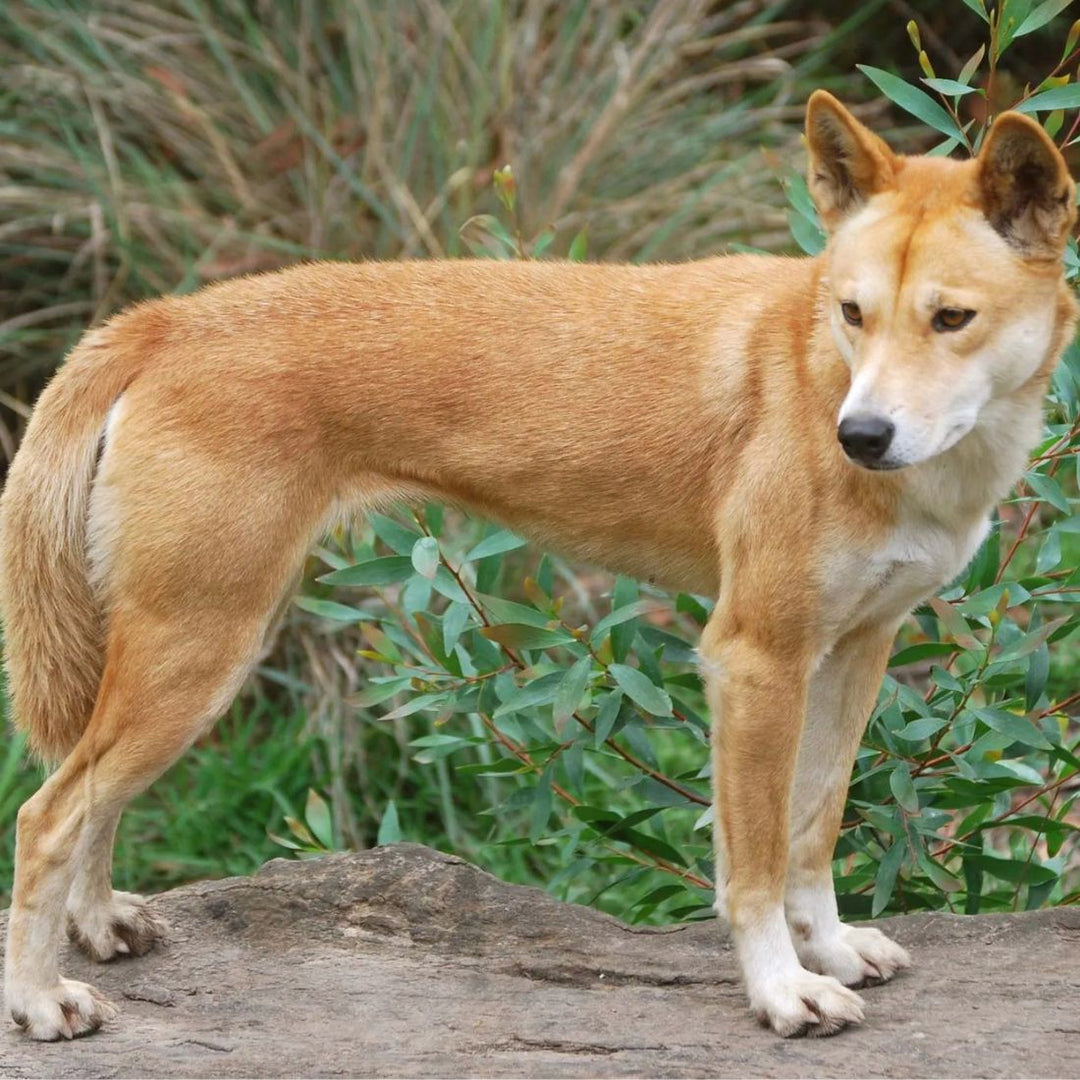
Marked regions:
[840,301,862,327]
[932,308,975,332]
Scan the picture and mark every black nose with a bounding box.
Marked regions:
[838,414,895,464]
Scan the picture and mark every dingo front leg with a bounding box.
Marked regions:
[700,616,864,1038]
[785,625,911,988]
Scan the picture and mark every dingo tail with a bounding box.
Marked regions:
[0,315,152,762]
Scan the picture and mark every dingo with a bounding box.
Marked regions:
[1,93,1075,1040]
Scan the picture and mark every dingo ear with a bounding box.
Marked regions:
[979,112,1076,258]
[805,90,896,230]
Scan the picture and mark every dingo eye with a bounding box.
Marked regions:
[933,308,975,332]
[840,301,862,327]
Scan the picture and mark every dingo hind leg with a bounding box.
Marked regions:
[5,448,330,1039]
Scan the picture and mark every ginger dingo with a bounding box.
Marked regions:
[1,93,1076,1040]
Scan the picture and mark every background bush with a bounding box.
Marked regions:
[0,0,1077,920]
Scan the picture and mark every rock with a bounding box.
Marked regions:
[1,844,1077,1077]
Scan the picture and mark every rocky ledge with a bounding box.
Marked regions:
[1,844,1077,1077]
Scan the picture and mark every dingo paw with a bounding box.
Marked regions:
[8,977,117,1040]
[797,925,911,989]
[750,969,865,1038]
[68,890,167,962]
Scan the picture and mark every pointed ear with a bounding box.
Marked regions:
[978,112,1076,259]
[805,90,897,230]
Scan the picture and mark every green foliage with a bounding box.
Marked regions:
[290,512,717,920]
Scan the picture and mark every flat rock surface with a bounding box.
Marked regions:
[1,844,1077,1077]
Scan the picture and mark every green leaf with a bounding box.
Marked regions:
[621,828,685,866]
[568,226,588,262]
[609,663,673,717]
[564,740,585,794]
[593,690,624,746]
[531,227,556,257]
[993,615,1071,665]
[431,564,469,604]
[967,707,1053,749]
[788,209,826,255]
[896,716,949,742]
[921,77,980,97]
[292,596,375,622]
[889,641,957,667]
[958,0,989,22]
[1036,527,1062,574]
[783,171,821,225]
[320,556,414,587]
[610,577,639,663]
[857,65,964,139]
[493,671,565,718]
[456,757,530,777]
[1016,0,1074,37]
[351,676,412,708]
[382,692,451,722]
[377,800,402,845]
[475,592,552,628]
[968,853,1058,886]
[983,759,1046,785]
[442,601,472,655]
[369,513,421,555]
[1025,643,1050,710]
[409,733,473,749]
[1016,84,1080,113]
[411,536,440,580]
[872,839,905,917]
[529,771,554,840]
[590,600,657,645]
[1025,470,1071,513]
[889,764,920,813]
[553,658,593,728]
[305,789,334,850]
[464,530,527,561]
[931,665,963,693]
[481,623,575,650]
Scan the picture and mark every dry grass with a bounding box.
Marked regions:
[0,0,850,453]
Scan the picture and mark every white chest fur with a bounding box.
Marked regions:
[819,387,1043,643]
[820,514,990,640]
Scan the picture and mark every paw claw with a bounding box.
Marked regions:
[795,924,910,989]
[751,969,865,1038]
[68,891,166,961]
[9,977,116,1041]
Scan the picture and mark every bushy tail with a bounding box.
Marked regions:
[0,313,153,762]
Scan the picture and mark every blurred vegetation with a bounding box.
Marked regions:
[0,0,1078,920]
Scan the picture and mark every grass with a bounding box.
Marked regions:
[0,0,846,424]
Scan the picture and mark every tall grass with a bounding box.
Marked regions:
[0,0,848,441]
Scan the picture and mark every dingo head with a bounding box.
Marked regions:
[806,91,1077,471]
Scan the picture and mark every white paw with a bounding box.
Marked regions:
[795,924,911,988]
[7,977,117,1040]
[68,890,167,962]
[749,969,865,1038]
